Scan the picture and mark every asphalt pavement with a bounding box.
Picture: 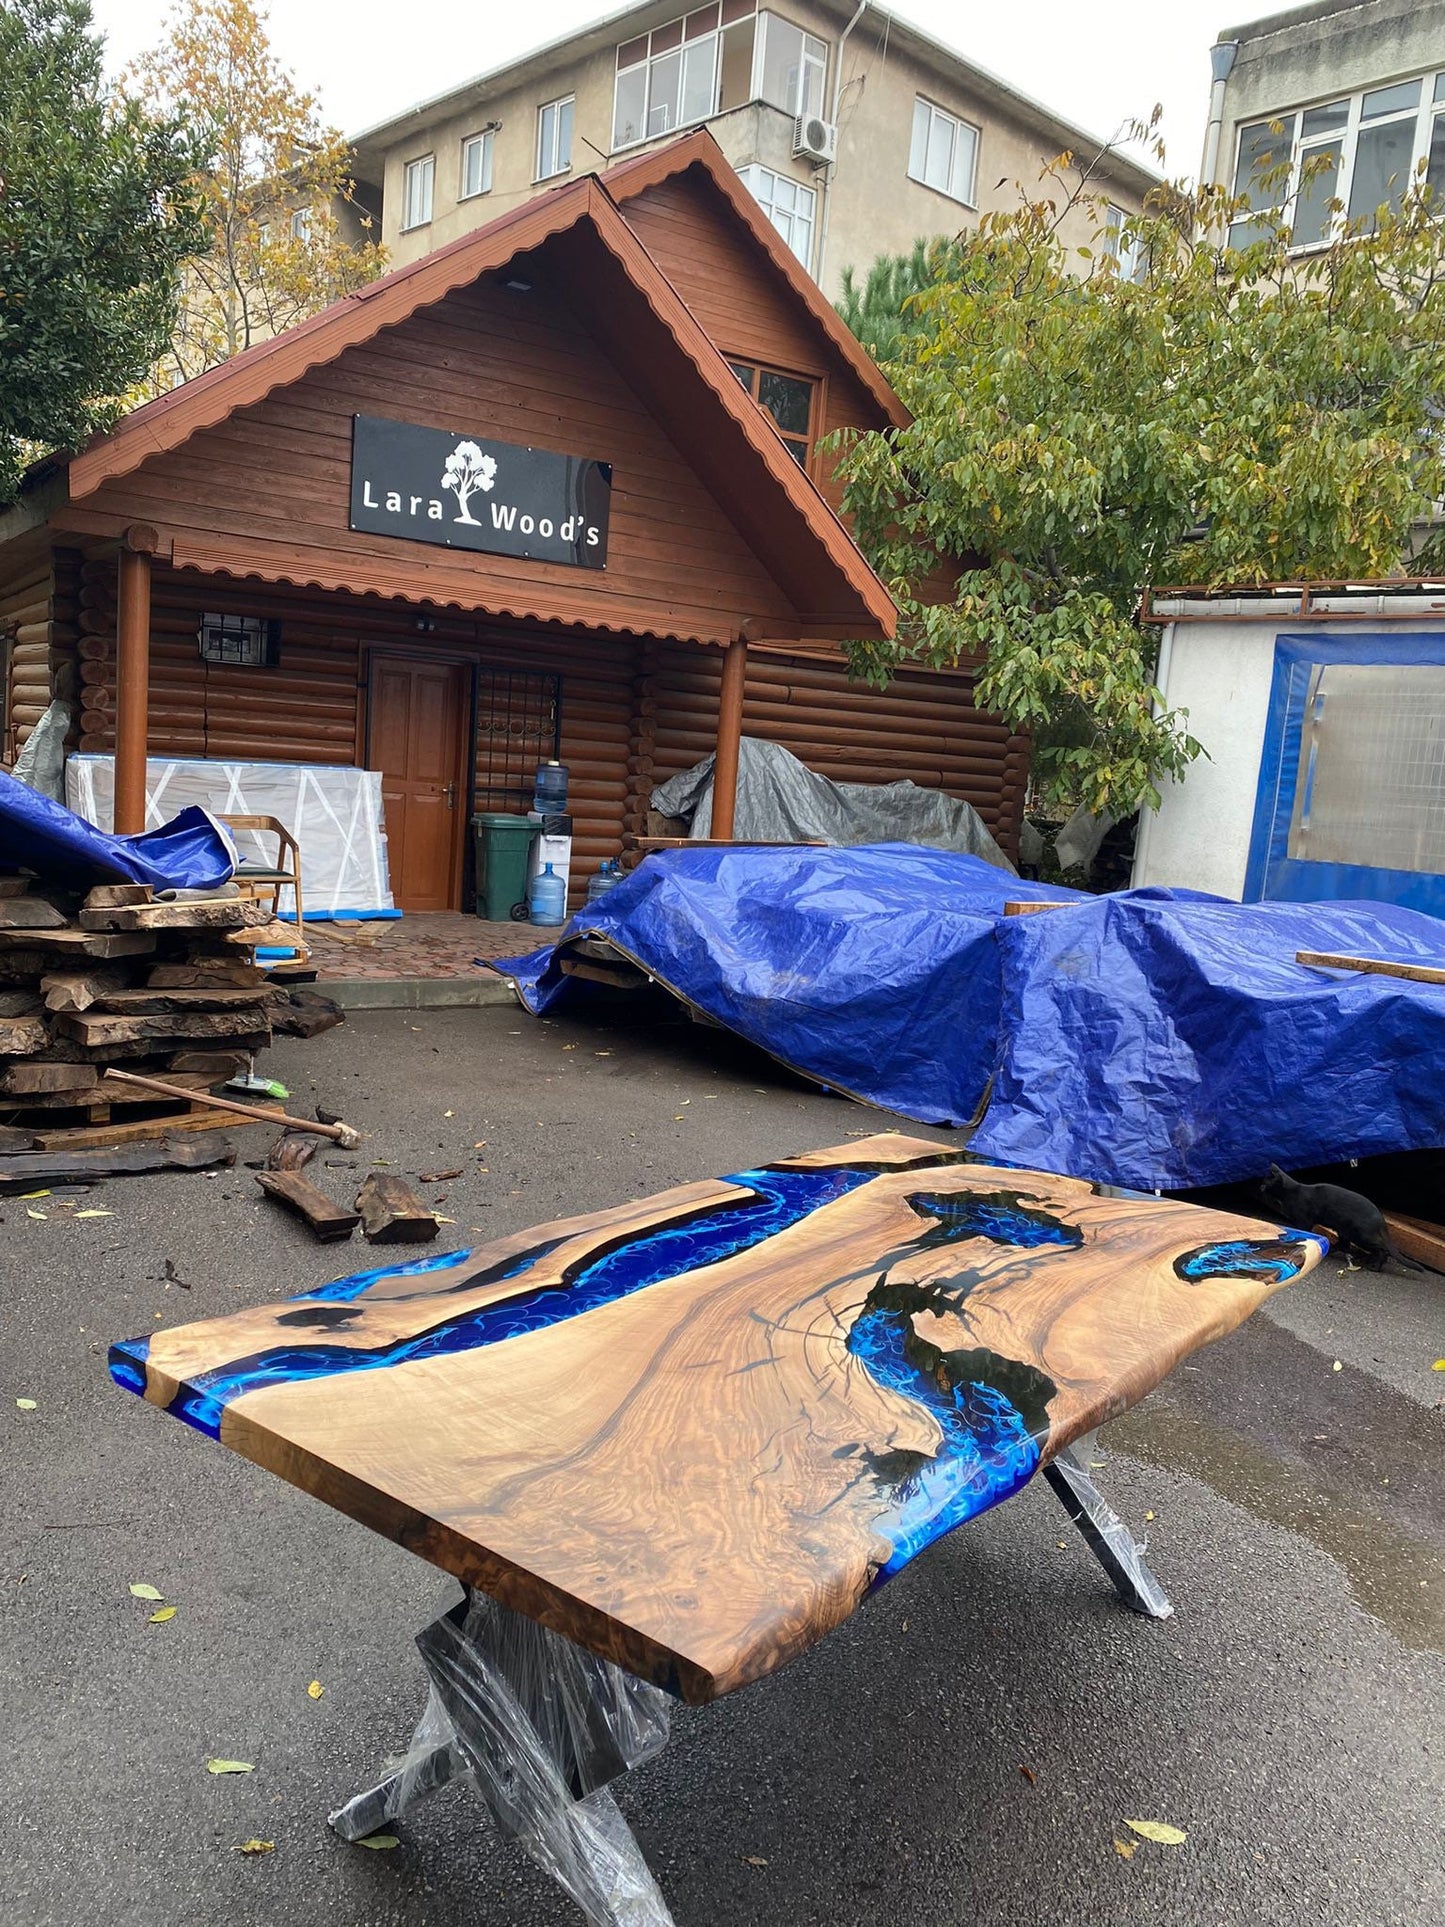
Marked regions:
[3,1003,1442,1927]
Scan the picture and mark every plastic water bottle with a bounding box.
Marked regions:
[532,759,569,817]
[528,861,567,926]
[587,858,623,905]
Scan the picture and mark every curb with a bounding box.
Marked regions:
[320,974,517,1011]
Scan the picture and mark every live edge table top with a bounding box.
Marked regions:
[111,1137,1323,1704]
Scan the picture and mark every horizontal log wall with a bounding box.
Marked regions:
[1,545,82,761]
[652,644,1030,858]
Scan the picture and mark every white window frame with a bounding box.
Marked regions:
[737,161,817,270]
[536,94,574,182]
[908,96,978,208]
[1230,69,1445,251]
[401,153,435,232]
[289,207,312,242]
[1103,204,1147,282]
[611,6,826,155]
[460,129,494,201]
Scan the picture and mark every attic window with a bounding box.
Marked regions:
[198,613,280,668]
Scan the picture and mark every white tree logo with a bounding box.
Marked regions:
[441,440,498,525]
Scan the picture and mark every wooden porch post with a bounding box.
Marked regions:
[711,636,747,840]
[114,525,158,836]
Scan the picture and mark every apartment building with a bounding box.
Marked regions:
[348,1,1157,299]
[1203,0,1445,244]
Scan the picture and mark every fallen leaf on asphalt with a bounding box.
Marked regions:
[231,1840,274,1855]
[436,1216,456,1224]
[743,1855,768,1867]
[149,1606,177,1623]
[74,1209,113,1218]
[1332,1360,1343,1372]
[307,1680,324,1699]
[354,1833,398,1850]
[26,1209,46,1220]
[594,1050,612,1056]
[418,1169,462,1183]
[15,1398,36,1410]
[1145,1511,1156,1522]
[129,1582,163,1600]
[207,1759,255,1775]
[443,1109,454,1117]
[561,1043,577,1050]
[19,1189,50,1199]
[1113,1838,1136,1859]
[1432,1359,1445,1372]
[1124,1819,1187,1845]
[673,1115,686,1122]
[1018,1764,1037,1785]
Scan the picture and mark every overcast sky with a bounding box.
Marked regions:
[87,0,1232,179]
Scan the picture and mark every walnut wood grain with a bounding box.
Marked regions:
[114,1137,1322,1704]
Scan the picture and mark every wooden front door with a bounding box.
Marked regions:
[369,656,468,912]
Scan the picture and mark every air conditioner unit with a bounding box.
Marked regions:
[793,115,837,165]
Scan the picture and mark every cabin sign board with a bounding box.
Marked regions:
[349,414,611,569]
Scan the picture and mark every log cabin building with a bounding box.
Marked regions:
[0,132,1028,912]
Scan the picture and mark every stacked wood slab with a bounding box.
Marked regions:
[0,879,292,1139]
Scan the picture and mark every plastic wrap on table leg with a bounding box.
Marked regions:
[1045,1446,1174,1619]
[417,1596,675,1926]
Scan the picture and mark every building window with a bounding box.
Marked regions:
[1230,71,1445,248]
[1103,204,1147,282]
[536,95,574,181]
[727,359,817,466]
[460,129,494,200]
[289,207,312,242]
[198,613,280,668]
[737,162,816,268]
[612,6,826,153]
[402,154,434,231]
[908,97,977,206]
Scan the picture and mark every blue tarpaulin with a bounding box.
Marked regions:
[499,846,1445,1192]
[0,768,236,892]
[497,844,1078,1126]
[971,889,1445,1190]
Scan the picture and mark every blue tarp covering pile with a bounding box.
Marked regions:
[0,768,236,892]
[498,845,1445,1192]
[971,889,1445,1189]
[500,844,1078,1127]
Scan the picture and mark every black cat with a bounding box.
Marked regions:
[1259,1164,1422,1272]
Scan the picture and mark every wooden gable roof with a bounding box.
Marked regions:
[49,164,896,649]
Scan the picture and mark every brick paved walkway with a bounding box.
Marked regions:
[305,912,548,985]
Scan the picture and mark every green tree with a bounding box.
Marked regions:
[832,159,1445,815]
[0,0,205,503]
[835,237,960,363]
[125,0,385,389]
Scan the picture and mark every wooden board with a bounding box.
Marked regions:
[111,1136,1324,1705]
[1296,950,1445,986]
[54,1009,273,1047]
[255,1170,360,1242]
[79,898,269,932]
[1383,1212,1445,1274]
[0,1133,236,1187]
[0,929,157,959]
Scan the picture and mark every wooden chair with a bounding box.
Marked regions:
[219,813,310,966]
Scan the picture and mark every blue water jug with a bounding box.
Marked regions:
[587,858,623,905]
[528,861,567,926]
[533,759,569,816]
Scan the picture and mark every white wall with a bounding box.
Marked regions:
[1133,618,1278,900]
[1133,612,1445,900]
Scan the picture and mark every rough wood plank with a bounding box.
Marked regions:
[0,1013,49,1055]
[116,1137,1325,1703]
[1004,900,1066,917]
[0,928,157,959]
[1383,1212,1445,1274]
[167,1049,251,1079]
[0,878,33,899]
[255,1169,360,1241]
[268,988,344,1038]
[149,960,266,989]
[355,1171,440,1244]
[0,948,50,980]
[55,1009,273,1047]
[1,1061,100,1095]
[0,1133,236,1186]
[0,897,67,929]
[29,1110,250,1151]
[222,919,300,948]
[79,898,269,932]
[0,990,42,1018]
[81,883,154,911]
[92,987,271,1016]
[1296,950,1445,986]
[267,1131,325,1173]
[41,966,131,1013]
[4,1071,211,1111]
[0,1123,40,1152]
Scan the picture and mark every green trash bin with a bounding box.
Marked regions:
[472,813,535,922]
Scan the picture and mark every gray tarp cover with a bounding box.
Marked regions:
[650,737,1014,871]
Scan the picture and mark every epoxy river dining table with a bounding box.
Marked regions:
[111,1134,1325,1925]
